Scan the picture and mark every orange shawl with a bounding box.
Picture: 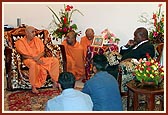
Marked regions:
[62,40,85,80]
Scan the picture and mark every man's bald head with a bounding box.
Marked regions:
[85,28,94,40]
[25,26,36,40]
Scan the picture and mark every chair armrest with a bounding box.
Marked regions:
[119,58,135,74]
[118,58,135,93]
[58,44,67,72]
[44,43,67,72]
[104,51,122,66]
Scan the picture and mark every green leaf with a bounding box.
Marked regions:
[48,6,62,24]
[69,9,84,22]
[136,76,142,82]
[71,24,77,30]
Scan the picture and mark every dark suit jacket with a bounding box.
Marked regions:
[120,41,155,61]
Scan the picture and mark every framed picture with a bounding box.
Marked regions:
[91,36,104,47]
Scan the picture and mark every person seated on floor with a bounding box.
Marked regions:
[82,54,123,111]
[106,27,155,79]
[62,30,85,80]
[80,28,95,58]
[45,72,93,111]
[15,26,60,94]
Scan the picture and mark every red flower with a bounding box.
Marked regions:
[65,5,73,11]
[147,67,151,71]
[153,31,158,37]
[63,17,67,24]
[158,4,162,7]
[145,61,151,66]
[152,14,157,19]
[65,5,72,11]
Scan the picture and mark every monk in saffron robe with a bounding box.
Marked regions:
[80,28,95,58]
[62,30,85,80]
[15,26,59,94]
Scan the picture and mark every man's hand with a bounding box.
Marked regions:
[125,39,135,48]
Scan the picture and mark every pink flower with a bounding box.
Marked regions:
[153,31,158,37]
[110,33,115,37]
[145,61,151,66]
[63,27,68,32]
[104,35,108,39]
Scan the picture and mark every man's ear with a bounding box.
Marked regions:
[92,66,97,73]
[58,83,62,92]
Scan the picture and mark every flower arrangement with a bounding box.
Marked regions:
[48,4,84,41]
[138,4,164,44]
[132,53,164,85]
[101,28,120,44]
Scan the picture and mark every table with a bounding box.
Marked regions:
[83,44,119,82]
[126,80,164,111]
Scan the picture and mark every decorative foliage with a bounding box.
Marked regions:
[101,28,120,44]
[48,4,84,41]
[138,4,164,44]
[132,53,164,85]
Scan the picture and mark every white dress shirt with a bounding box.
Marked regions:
[45,88,93,111]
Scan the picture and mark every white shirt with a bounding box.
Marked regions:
[45,88,93,111]
[121,40,148,50]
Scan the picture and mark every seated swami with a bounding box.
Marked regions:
[15,26,60,94]
[62,30,85,80]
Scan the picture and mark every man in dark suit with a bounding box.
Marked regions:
[106,27,155,79]
[120,27,155,60]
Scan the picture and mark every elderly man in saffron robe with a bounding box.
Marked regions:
[80,28,95,58]
[15,26,59,94]
[62,30,85,80]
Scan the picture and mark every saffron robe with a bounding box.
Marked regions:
[80,36,93,58]
[62,40,85,80]
[15,37,59,88]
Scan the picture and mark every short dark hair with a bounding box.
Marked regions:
[92,54,108,71]
[58,72,76,90]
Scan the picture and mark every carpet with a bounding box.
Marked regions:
[7,88,60,111]
[5,88,162,111]
[5,87,82,111]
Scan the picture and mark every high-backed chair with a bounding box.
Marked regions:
[4,27,67,91]
[156,43,164,62]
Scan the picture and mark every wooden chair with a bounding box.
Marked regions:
[156,43,164,62]
[4,26,67,91]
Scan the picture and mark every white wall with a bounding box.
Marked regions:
[3,2,166,47]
